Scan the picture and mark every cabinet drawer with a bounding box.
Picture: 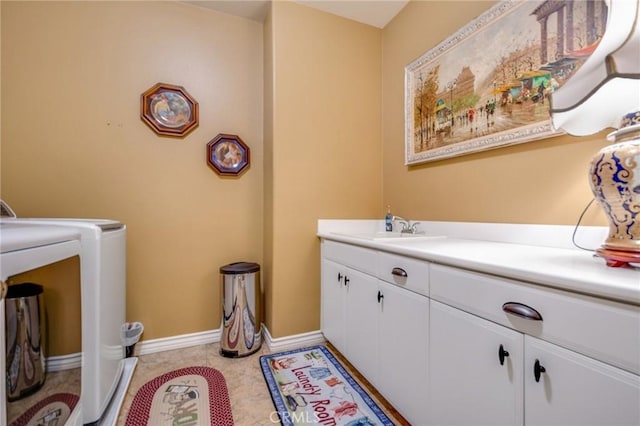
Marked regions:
[430,264,640,375]
[322,240,377,275]
[376,251,429,296]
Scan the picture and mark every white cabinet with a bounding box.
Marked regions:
[320,258,348,353]
[525,335,640,426]
[320,241,378,370]
[430,264,640,375]
[377,280,429,425]
[430,264,640,426]
[320,257,378,367]
[321,237,639,426]
[343,264,379,381]
[321,240,430,425]
[429,300,524,426]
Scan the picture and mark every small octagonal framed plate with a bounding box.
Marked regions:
[207,134,250,176]
[141,83,198,137]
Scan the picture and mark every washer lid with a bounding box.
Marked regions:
[0,223,80,254]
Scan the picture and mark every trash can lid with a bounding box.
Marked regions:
[6,282,43,298]
[220,262,260,274]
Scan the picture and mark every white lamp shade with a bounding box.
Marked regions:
[550,0,640,135]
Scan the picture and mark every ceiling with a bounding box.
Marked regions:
[183,0,409,28]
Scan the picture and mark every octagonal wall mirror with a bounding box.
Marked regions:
[141,83,199,137]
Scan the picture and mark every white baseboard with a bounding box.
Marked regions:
[47,352,82,372]
[137,329,221,356]
[263,327,325,352]
[135,326,325,356]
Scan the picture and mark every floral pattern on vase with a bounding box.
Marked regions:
[589,111,640,266]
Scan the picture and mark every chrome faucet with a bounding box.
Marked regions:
[392,215,421,234]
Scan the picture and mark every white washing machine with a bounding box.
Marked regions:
[1,207,136,425]
[1,220,83,424]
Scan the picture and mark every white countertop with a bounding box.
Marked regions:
[318,220,640,306]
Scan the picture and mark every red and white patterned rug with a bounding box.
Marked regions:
[10,393,79,426]
[125,366,234,426]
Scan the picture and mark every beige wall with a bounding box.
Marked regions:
[382,0,608,226]
[2,0,608,344]
[1,1,264,340]
[1,0,382,342]
[265,1,382,337]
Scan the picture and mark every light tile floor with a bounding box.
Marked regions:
[116,342,409,425]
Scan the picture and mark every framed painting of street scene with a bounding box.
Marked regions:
[405,0,607,165]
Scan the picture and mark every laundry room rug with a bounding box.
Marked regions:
[124,366,234,426]
[260,345,394,426]
[10,393,79,426]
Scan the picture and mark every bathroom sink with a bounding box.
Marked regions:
[331,231,445,242]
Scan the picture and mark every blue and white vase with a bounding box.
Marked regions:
[589,111,640,267]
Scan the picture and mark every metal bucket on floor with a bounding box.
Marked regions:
[5,282,46,401]
[219,262,262,358]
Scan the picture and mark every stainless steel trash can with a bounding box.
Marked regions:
[5,282,46,401]
[220,262,262,357]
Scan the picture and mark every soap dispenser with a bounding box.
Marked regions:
[385,205,393,232]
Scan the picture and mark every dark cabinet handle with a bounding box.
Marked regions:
[534,359,546,382]
[502,302,543,321]
[498,344,510,366]
[391,267,407,277]
[344,276,350,286]
[337,272,343,282]
[377,290,384,303]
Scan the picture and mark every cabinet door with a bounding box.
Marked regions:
[525,335,640,426]
[377,280,429,425]
[344,267,379,384]
[429,300,524,426]
[321,259,346,353]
